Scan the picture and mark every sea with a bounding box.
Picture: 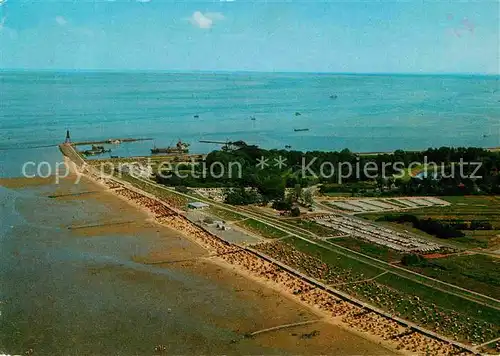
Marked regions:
[1,71,499,176]
[0,71,498,354]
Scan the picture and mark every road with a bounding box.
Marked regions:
[127,173,500,310]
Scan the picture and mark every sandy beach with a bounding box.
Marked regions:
[48,157,475,356]
[1,172,401,355]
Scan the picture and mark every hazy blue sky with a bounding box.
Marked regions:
[0,1,498,74]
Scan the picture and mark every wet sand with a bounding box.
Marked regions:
[0,176,396,355]
[175,259,396,355]
[0,176,58,189]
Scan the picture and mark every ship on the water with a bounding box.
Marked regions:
[294,128,310,132]
[83,145,111,156]
[151,140,190,154]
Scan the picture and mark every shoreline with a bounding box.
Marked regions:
[207,256,405,355]
[80,145,500,161]
[62,149,477,355]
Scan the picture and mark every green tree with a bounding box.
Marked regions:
[290,206,301,217]
[294,184,303,202]
[256,174,286,202]
[303,189,313,205]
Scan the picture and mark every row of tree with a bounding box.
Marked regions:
[377,214,466,239]
[155,145,500,203]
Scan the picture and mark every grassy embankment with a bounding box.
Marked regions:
[403,253,500,300]
[257,236,500,344]
[119,173,189,210]
[235,218,290,239]
[281,219,342,237]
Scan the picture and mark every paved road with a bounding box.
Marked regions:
[127,174,500,310]
[316,199,500,259]
[239,205,500,310]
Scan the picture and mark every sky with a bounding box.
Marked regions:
[0,0,498,74]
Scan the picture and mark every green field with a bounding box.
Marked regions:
[235,219,289,239]
[330,236,405,262]
[375,272,500,325]
[286,219,342,237]
[208,207,247,222]
[361,273,500,343]
[284,236,386,280]
[257,237,500,344]
[361,195,500,250]
[404,253,500,300]
[342,277,499,344]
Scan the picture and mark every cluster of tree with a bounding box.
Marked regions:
[397,174,500,196]
[443,220,494,231]
[271,184,311,215]
[400,254,445,270]
[319,182,377,193]
[469,221,494,230]
[155,145,500,202]
[401,253,427,266]
[224,188,260,205]
[377,214,465,239]
[271,200,301,216]
[156,145,288,202]
[272,199,292,211]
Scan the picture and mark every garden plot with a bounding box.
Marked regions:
[312,214,441,253]
[366,200,401,210]
[325,197,450,213]
[328,201,365,212]
[345,200,384,211]
[392,198,419,208]
[421,197,450,206]
[409,198,433,207]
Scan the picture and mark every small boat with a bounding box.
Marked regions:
[250,116,256,121]
[193,115,199,118]
[330,94,338,99]
[294,128,309,132]
[294,112,301,116]
[285,145,292,149]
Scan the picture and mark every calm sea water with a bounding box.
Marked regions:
[1,71,499,174]
[0,181,294,355]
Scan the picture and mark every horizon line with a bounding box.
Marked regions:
[0,68,499,77]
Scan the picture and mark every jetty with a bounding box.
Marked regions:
[72,138,153,146]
